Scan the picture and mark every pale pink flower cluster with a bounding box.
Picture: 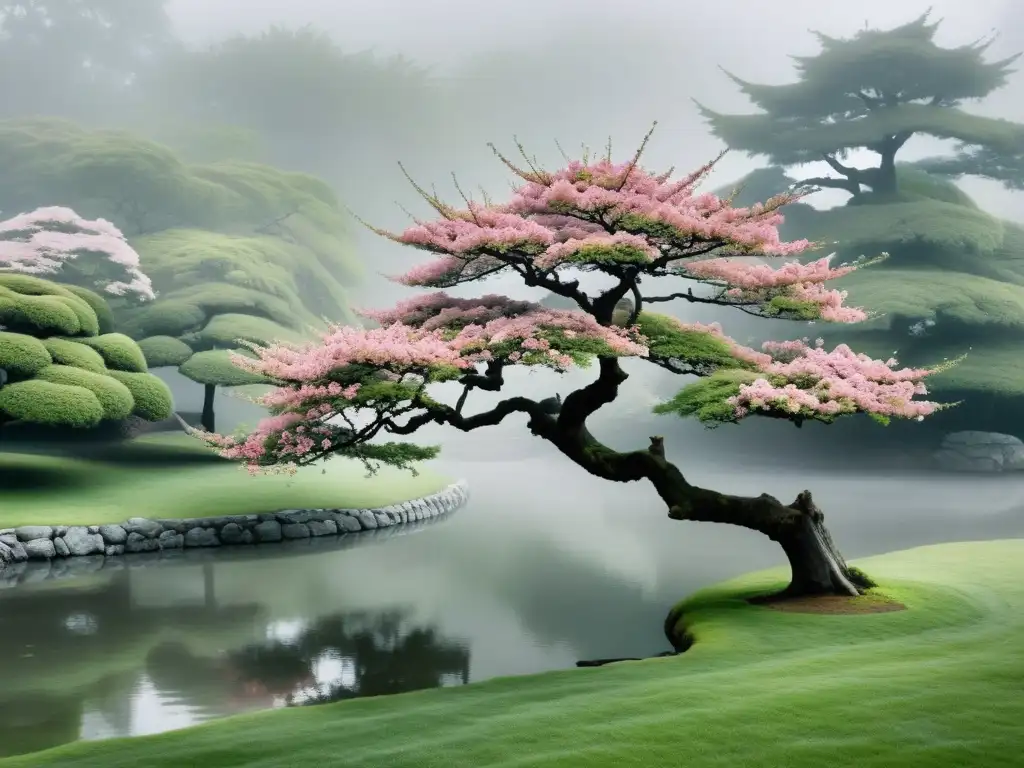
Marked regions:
[390,156,814,287]
[505,159,812,257]
[196,300,650,467]
[229,324,476,381]
[664,317,939,421]
[534,232,660,269]
[0,207,155,300]
[682,256,855,289]
[682,256,867,323]
[360,292,536,331]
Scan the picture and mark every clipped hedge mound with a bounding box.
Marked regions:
[71,333,148,373]
[0,379,104,428]
[137,335,195,368]
[0,275,176,431]
[0,331,52,378]
[41,337,108,373]
[106,370,174,421]
[35,364,135,421]
[177,348,268,387]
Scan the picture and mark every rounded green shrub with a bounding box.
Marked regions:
[0,379,104,428]
[35,364,135,421]
[178,348,268,386]
[0,331,53,379]
[107,370,174,421]
[41,338,108,373]
[0,287,85,336]
[182,313,303,351]
[73,333,148,372]
[0,274,101,337]
[137,335,194,367]
[63,285,116,334]
[127,300,207,338]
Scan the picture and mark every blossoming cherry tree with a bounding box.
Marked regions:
[197,131,950,598]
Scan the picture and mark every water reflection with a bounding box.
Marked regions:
[0,457,1022,758]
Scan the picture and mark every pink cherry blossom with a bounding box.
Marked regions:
[0,207,154,300]
[195,145,944,471]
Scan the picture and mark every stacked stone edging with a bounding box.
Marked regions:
[0,480,468,572]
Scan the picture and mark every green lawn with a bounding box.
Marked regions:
[5,539,1022,768]
[0,433,451,526]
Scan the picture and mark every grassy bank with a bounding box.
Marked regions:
[0,433,451,526]
[4,539,1021,767]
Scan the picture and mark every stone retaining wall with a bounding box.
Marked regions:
[0,480,468,574]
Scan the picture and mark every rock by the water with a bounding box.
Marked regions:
[254,520,282,542]
[124,518,163,539]
[335,514,362,533]
[282,523,310,540]
[53,537,70,557]
[24,539,55,560]
[15,526,52,542]
[220,522,245,545]
[307,520,337,537]
[934,431,1024,473]
[357,511,377,530]
[105,544,125,557]
[99,525,128,545]
[185,528,220,548]
[125,531,159,554]
[64,527,104,556]
[158,530,184,549]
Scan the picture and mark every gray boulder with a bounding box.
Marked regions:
[124,518,163,539]
[184,528,221,548]
[307,520,337,537]
[933,431,1024,473]
[54,537,70,557]
[220,523,245,545]
[99,525,128,545]
[24,539,55,560]
[125,532,159,554]
[254,520,282,542]
[158,530,184,549]
[64,527,104,556]
[282,523,310,540]
[335,514,362,533]
[15,526,52,542]
[357,511,377,530]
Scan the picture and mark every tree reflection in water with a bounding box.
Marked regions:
[225,610,471,707]
[141,609,469,714]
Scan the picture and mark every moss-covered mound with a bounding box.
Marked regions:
[0,117,358,406]
[136,336,195,368]
[0,277,173,429]
[177,349,269,388]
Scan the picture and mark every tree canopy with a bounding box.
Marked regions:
[698,11,1023,195]
[194,133,952,597]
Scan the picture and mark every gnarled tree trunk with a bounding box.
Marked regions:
[766,491,866,597]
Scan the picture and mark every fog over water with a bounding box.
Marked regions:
[1,0,1024,758]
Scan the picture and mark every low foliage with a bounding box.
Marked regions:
[0,276,173,429]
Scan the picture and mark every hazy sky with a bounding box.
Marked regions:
[167,0,1011,65]
[164,0,1022,222]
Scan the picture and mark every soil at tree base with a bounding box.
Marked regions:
[749,592,907,615]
